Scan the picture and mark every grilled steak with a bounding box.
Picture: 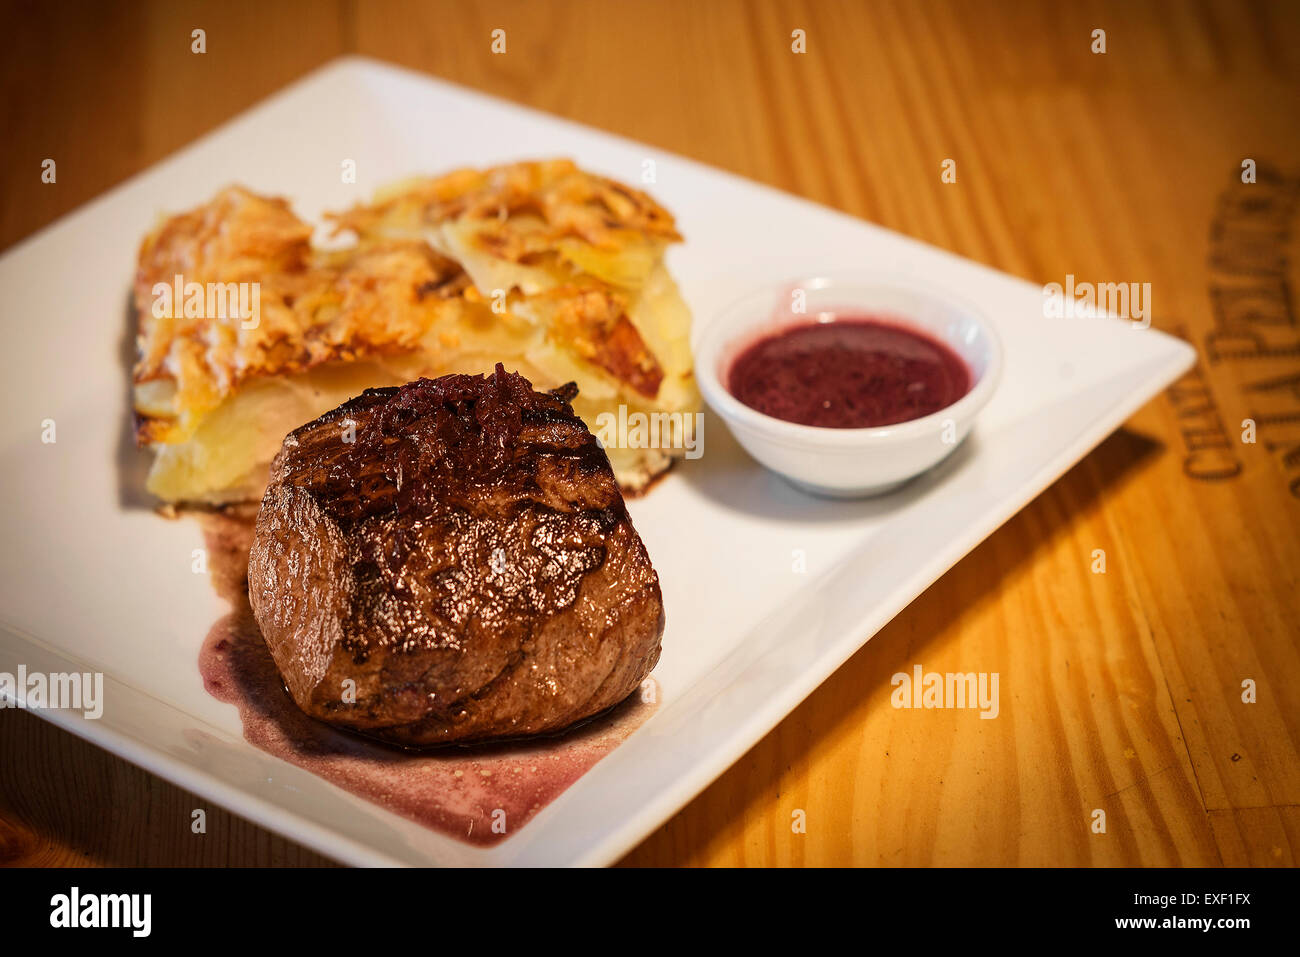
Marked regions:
[247,365,664,746]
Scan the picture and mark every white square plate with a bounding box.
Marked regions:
[0,57,1193,866]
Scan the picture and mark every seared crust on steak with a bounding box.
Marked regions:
[247,365,664,746]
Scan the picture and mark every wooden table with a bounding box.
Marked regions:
[2,0,1297,867]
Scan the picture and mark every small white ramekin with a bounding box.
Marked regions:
[694,273,1003,498]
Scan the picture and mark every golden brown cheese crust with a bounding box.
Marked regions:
[533,283,664,397]
[329,158,683,257]
[134,163,685,447]
[133,186,468,444]
[329,159,684,400]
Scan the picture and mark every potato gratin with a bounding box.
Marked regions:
[132,160,700,503]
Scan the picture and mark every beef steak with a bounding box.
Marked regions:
[247,365,664,746]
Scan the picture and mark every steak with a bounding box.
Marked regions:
[247,365,664,746]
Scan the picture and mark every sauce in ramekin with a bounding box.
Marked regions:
[727,315,971,428]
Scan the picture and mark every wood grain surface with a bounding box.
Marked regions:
[1,0,1297,868]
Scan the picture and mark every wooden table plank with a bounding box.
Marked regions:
[1,0,1296,867]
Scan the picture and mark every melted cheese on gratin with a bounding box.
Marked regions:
[133,162,700,503]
